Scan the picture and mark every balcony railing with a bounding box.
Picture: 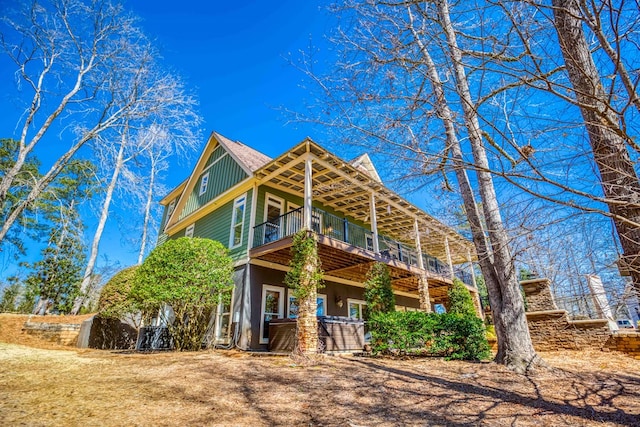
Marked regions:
[252,206,474,286]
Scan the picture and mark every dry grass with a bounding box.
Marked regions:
[1,314,639,426]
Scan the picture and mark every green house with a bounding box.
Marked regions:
[158,131,480,350]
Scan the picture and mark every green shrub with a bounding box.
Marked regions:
[368,311,491,361]
[363,262,395,319]
[447,279,477,318]
[97,266,144,325]
[132,237,234,351]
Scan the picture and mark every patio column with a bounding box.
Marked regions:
[415,220,431,312]
[444,236,454,280]
[370,193,379,253]
[414,219,424,270]
[304,157,313,230]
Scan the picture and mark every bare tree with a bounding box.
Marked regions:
[292,0,540,370]
[0,0,153,247]
[73,68,200,314]
[551,0,640,293]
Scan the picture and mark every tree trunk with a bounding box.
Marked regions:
[553,0,640,295]
[138,156,157,265]
[435,0,539,371]
[71,136,127,315]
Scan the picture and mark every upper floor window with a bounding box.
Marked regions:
[230,194,246,248]
[199,172,210,196]
[185,223,194,238]
[165,199,177,228]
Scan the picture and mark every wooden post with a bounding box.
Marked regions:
[445,236,454,279]
[304,157,313,230]
[370,193,379,253]
[414,219,424,270]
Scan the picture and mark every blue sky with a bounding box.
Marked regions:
[128,0,334,158]
[1,0,338,278]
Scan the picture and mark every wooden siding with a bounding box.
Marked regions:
[179,147,248,220]
[168,188,253,261]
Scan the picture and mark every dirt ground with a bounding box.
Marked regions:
[1,314,639,426]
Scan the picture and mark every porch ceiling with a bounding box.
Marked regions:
[250,235,453,297]
[253,139,475,265]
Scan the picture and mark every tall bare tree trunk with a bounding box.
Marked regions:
[71,134,127,315]
[553,0,640,295]
[435,0,539,371]
[138,156,157,265]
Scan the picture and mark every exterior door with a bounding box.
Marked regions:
[260,285,284,344]
[264,194,283,243]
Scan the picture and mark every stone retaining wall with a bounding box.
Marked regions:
[22,322,81,346]
[606,332,640,358]
[521,278,640,357]
[525,310,611,352]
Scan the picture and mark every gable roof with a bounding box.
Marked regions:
[350,153,382,183]
[213,131,272,173]
[163,131,271,230]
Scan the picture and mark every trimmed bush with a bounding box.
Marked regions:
[447,279,477,318]
[132,237,234,351]
[97,266,142,324]
[368,311,491,361]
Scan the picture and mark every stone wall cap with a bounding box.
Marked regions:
[526,309,567,318]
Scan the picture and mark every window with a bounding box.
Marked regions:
[260,285,284,344]
[229,194,246,248]
[288,293,327,318]
[164,199,176,228]
[185,223,194,238]
[347,299,366,320]
[199,171,209,196]
[213,291,234,343]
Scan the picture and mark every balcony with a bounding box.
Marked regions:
[252,207,474,287]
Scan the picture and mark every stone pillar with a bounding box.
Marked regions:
[521,278,558,312]
[418,273,432,312]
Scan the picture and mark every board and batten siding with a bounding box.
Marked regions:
[179,145,248,221]
[167,188,254,261]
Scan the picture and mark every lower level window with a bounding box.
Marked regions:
[347,298,366,319]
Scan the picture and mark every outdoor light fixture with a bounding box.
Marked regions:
[335,296,344,308]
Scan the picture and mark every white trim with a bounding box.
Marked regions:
[199,171,210,196]
[164,199,177,229]
[185,223,195,238]
[229,193,247,249]
[347,298,366,319]
[259,285,285,344]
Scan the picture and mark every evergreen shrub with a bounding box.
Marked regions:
[368,311,491,361]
